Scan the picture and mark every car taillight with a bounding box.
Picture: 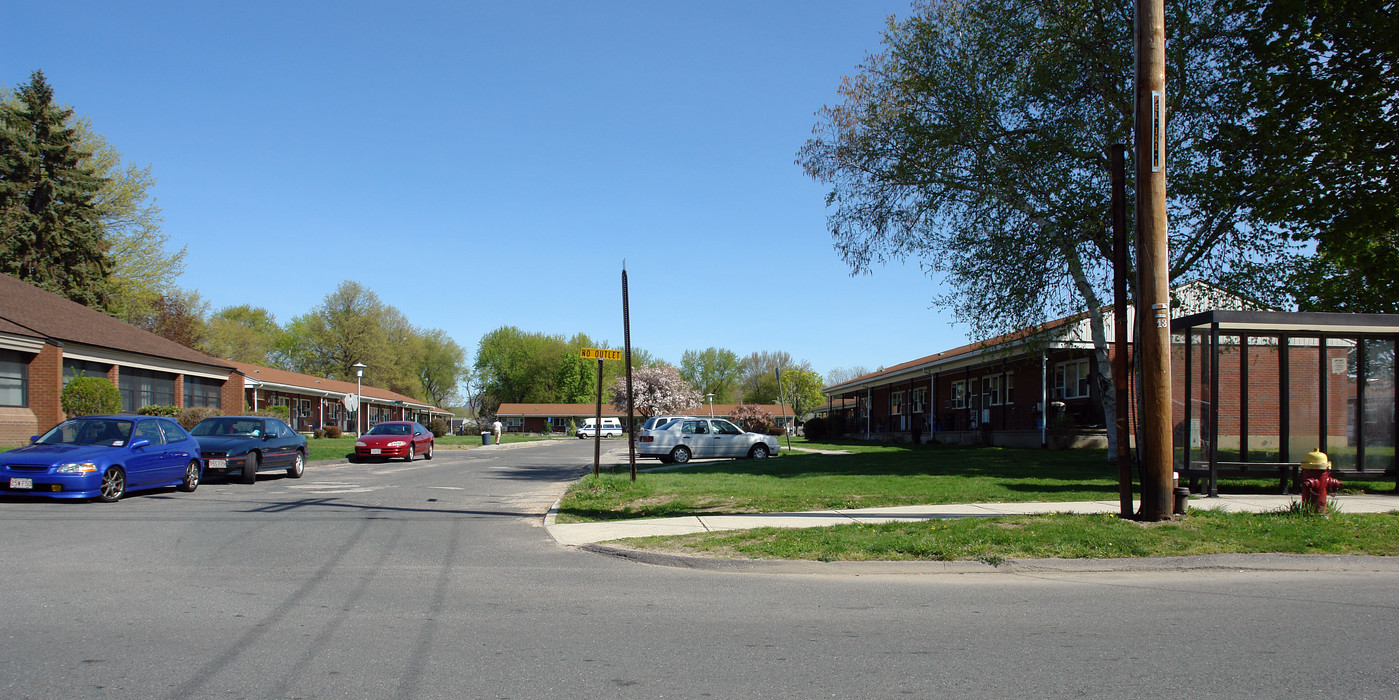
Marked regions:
[640,436,653,443]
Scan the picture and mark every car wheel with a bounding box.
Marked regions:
[177,459,201,492]
[424,442,433,460]
[406,444,415,462]
[242,452,258,484]
[671,445,691,464]
[287,451,305,478]
[749,444,770,460]
[97,466,125,503]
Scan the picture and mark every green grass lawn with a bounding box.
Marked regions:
[558,443,1126,523]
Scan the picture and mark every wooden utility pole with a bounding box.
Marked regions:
[1135,0,1173,520]
[1111,144,1133,518]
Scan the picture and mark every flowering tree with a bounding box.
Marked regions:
[729,404,778,434]
[609,365,702,416]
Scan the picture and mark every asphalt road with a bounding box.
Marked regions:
[2,439,1397,699]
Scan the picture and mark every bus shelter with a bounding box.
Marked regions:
[1173,310,1398,495]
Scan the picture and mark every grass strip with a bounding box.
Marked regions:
[614,508,1399,563]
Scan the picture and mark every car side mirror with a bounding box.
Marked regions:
[130,438,151,450]
[29,435,39,444]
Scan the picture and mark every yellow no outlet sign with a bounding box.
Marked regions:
[579,348,623,361]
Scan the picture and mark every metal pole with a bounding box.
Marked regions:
[1135,0,1172,520]
[622,268,636,481]
[593,357,603,477]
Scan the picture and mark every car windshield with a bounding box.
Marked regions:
[191,418,265,437]
[38,418,133,446]
[367,423,410,436]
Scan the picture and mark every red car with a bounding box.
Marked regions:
[354,421,435,461]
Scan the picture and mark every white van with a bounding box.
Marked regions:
[576,417,623,439]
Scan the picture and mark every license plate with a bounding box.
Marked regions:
[370,449,381,455]
[208,459,227,469]
[10,477,32,490]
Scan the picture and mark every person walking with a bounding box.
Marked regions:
[492,418,503,445]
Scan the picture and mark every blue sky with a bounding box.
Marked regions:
[4,1,971,381]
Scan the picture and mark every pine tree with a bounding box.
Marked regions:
[0,70,110,307]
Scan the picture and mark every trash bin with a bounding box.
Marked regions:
[481,431,491,446]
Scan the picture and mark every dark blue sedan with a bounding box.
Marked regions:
[190,416,307,484]
[0,415,203,502]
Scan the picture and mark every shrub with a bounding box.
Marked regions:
[138,405,180,417]
[313,429,326,439]
[803,417,828,440]
[177,406,222,430]
[541,420,553,435]
[728,404,776,434]
[61,376,122,417]
[256,404,290,420]
[428,418,449,437]
[324,425,343,439]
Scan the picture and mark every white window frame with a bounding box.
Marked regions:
[912,387,927,414]
[1054,359,1091,399]
[951,380,966,409]
[890,390,905,415]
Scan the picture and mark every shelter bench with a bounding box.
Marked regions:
[1184,460,1300,497]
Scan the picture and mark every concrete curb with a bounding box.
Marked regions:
[574,544,1399,575]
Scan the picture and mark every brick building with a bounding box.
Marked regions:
[0,274,239,444]
[230,360,450,434]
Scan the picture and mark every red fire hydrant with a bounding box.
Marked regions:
[1300,449,1342,512]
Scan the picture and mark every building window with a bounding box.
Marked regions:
[119,368,176,412]
[912,387,927,414]
[951,380,966,409]
[0,350,28,407]
[890,391,905,415]
[63,359,110,386]
[1005,372,1014,404]
[981,375,1000,406]
[1054,359,1091,399]
[183,376,223,408]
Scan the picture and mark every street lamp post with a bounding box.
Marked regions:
[706,393,715,418]
[352,362,367,438]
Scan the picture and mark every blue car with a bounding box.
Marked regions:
[0,415,203,502]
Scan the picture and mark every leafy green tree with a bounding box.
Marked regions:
[61,376,121,416]
[282,281,391,382]
[1223,0,1398,311]
[798,0,1299,456]
[418,329,468,407]
[203,305,284,363]
[77,122,185,323]
[0,71,110,307]
[474,326,561,410]
[779,366,826,421]
[679,347,742,403]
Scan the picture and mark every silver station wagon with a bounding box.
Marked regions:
[637,417,780,464]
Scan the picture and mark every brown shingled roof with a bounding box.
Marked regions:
[227,360,440,409]
[0,273,233,369]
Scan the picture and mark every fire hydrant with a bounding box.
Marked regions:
[1300,449,1342,512]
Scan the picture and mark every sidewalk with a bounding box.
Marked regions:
[544,493,1399,547]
